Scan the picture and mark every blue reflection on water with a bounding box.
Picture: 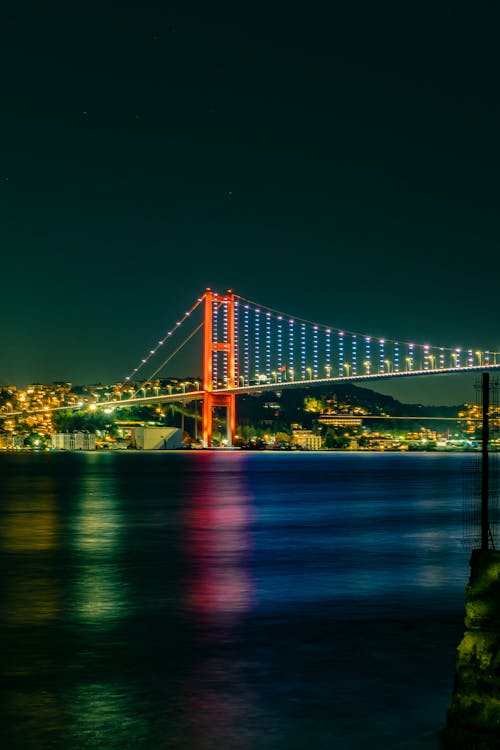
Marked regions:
[0,451,468,749]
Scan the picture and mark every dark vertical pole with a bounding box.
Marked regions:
[481,372,490,550]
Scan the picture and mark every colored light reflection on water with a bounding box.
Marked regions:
[0,451,468,749]
[70,467,127,624]
[182,453,254,621]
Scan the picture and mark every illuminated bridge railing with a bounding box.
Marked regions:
[119,288,499,406]
[202,292,498,391]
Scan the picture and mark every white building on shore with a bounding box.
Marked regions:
[133,426,183,450]
[52,432,96,450]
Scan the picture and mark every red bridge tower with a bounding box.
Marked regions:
[202,289,236,447]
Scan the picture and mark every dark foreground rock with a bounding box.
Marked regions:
[442,550,500,749]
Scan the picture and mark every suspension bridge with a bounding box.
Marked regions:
[4,288,499,446]
[88,287,499,447]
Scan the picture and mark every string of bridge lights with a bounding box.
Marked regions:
[235,294,482,353]
[232,294,496,386]
[123,294,205,383]
[123,290,498,390]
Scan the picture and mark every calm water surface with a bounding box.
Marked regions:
[0,451,470,749]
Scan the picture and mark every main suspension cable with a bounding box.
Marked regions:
[132,321,204,397]
[124,294,205,383]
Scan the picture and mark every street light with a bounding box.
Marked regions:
[428,355,435,370]
[289,368,295,381]
[476,351,483,366]
[384,359,391,373]
[344,363,351,376]
[306,367,312,380]
[325,364,331,378]
[272,371,277,383]
[405,357,412,372]
[363,361,371,375]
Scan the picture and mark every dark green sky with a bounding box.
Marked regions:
[1,2,498,404]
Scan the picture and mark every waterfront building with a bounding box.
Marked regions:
[133,426,183,450]
[318,414,363,427]
[52,432,96,450]
[291,428,322,450]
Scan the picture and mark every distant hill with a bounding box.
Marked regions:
[236,383,462,429]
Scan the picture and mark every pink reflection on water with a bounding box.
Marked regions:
[183,453,254,622]
[169,660,263,750]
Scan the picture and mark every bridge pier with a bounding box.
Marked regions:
[202,392,236,448]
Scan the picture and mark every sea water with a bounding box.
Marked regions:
[0,451,470,749]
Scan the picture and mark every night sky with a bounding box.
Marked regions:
[1,3,499,405]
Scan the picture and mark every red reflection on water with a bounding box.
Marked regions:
[170,661,260,750]
[183,454,254,621]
